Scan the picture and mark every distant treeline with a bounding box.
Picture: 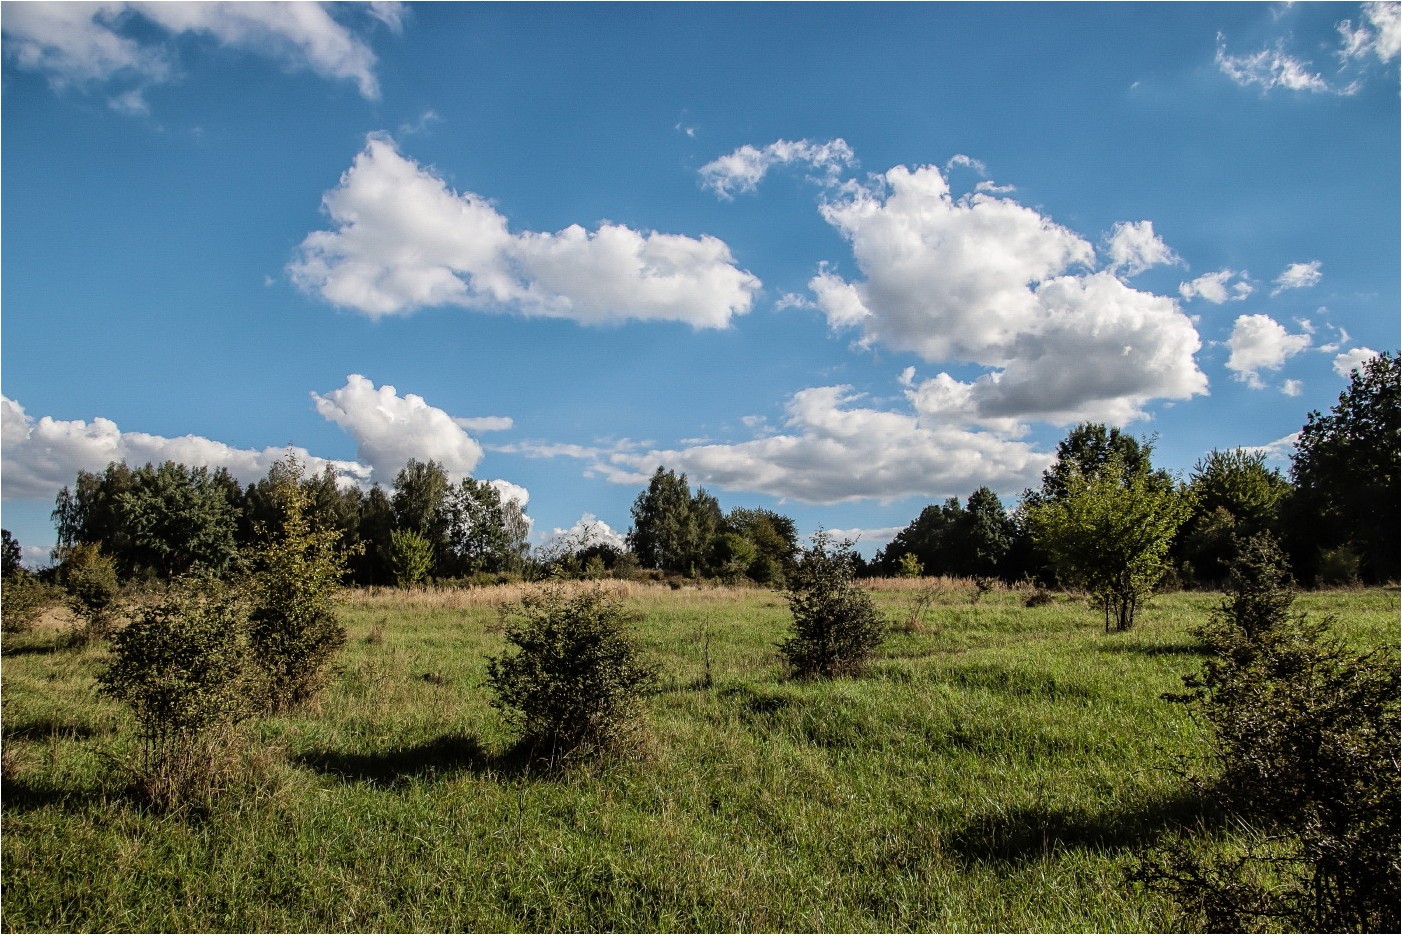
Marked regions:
[20,351,1399,590]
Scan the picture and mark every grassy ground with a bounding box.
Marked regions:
[2,580,1396,932]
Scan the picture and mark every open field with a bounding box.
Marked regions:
[3,580,1397,932]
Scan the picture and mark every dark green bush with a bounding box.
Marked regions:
[1137,534,1400,932]
[98,574,256,811]
[781,531,886,678]
[486,586,656,765]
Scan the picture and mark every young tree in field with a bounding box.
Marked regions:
[781,530,887,678]
[98,573,256,811]
[246,457,354,712]
[1025,456,1189,631]
[386,528,433,587]
[1287,350,1399,583]
[56,542,124,641]
[1178,449,1290,584]
[486,586,657,765]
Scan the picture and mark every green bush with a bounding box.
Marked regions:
[56,542,123,641]
[486,586,657,765]
[98,574,256,811]
[386,528,433,587]
[1,571,54,633]
[781,531,886,678]
[246,458,353,712]
[1137,534,1400,932]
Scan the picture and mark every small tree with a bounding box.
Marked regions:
[2,572,54,634]
[781,530,886,678]
[98,574,255,811]
[1024,457,1189,631]
[386,528,433,587]
[1137,535,1400,932]
[2,529,23,578]
[56,542,123,641]
[246,457,353,712]
[486,586,657,765]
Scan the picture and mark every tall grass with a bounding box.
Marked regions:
[3,581,1395,931]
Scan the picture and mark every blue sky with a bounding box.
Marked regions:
[3,1,1398,563]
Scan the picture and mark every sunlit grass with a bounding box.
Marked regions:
[3,581,1396,931]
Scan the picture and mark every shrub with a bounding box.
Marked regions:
[246,457,353,712]
[1136,534,1400,932]
[98,574,256,811]
[56,542,123,641]
[386,528,433,587]
[486,586,656,765]
[896,552,924,579]
[1,571,54,633]
[781,531,887,678]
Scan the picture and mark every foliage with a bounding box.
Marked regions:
[1,570,54,633]
[721,507,799,585]
[1178,449,1290,584]
[1025,456,1189,631]
[781,530,887,677]
[485,585,657,764]
[876,487,1015,579]
[53,461,242,581]
[1139,535,1401,932]
[1031,422,1167,504]
[438,477,529,577]
[97,573,256,811]
[1288,350,1399,583]
[55,542,124,641]
[2,528,23,578]
[245,456,353,712]
[627,466,722,575]
[896,552,924,578]
[386,528,434,587]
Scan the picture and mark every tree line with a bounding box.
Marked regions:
[5,352,1396,603]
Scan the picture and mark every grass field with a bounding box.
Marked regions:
[2,579,1397,932]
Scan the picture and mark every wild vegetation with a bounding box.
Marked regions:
[1,352,1396,931]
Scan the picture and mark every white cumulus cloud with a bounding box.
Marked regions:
[290,135,761,326]
[699,138,856,199]
[1104,220,1181,276]
[1332,346,1380,378]
[1225,314,1312,389]
[0,1,398,110]
[808,163,1206,426]
[599,382,1053,504]
[540,513,627,552]
[1179,268,1254,304]
[1272,260,1323,295]
[310,374,485,484]
[0,394,368,501]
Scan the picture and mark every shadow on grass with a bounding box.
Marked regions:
[0,636,79,657]
[293,732,542,787]
[2,718,101,741]
[1096,641,1209,657]
[0,776,105,813]
[946,786,1220,865]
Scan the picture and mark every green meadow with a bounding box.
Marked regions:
[3,580,1396,933]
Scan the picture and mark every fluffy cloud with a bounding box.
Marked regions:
[597,383,1053,504]
[1225,314,1312,388]
[1218,4,1399,96]
[1,394,368,501]
[699,138,856,199]
[1272,260,1323,295]
[4,375,527,505]
[808,164,1206,425]
[1333,346,1380,378]
[1179,268,1253,304]
[0,1,398,110]
[540,513,627,552]
[290,135,760,326]
[310,374,484,484]
[1104,220,1181,276]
